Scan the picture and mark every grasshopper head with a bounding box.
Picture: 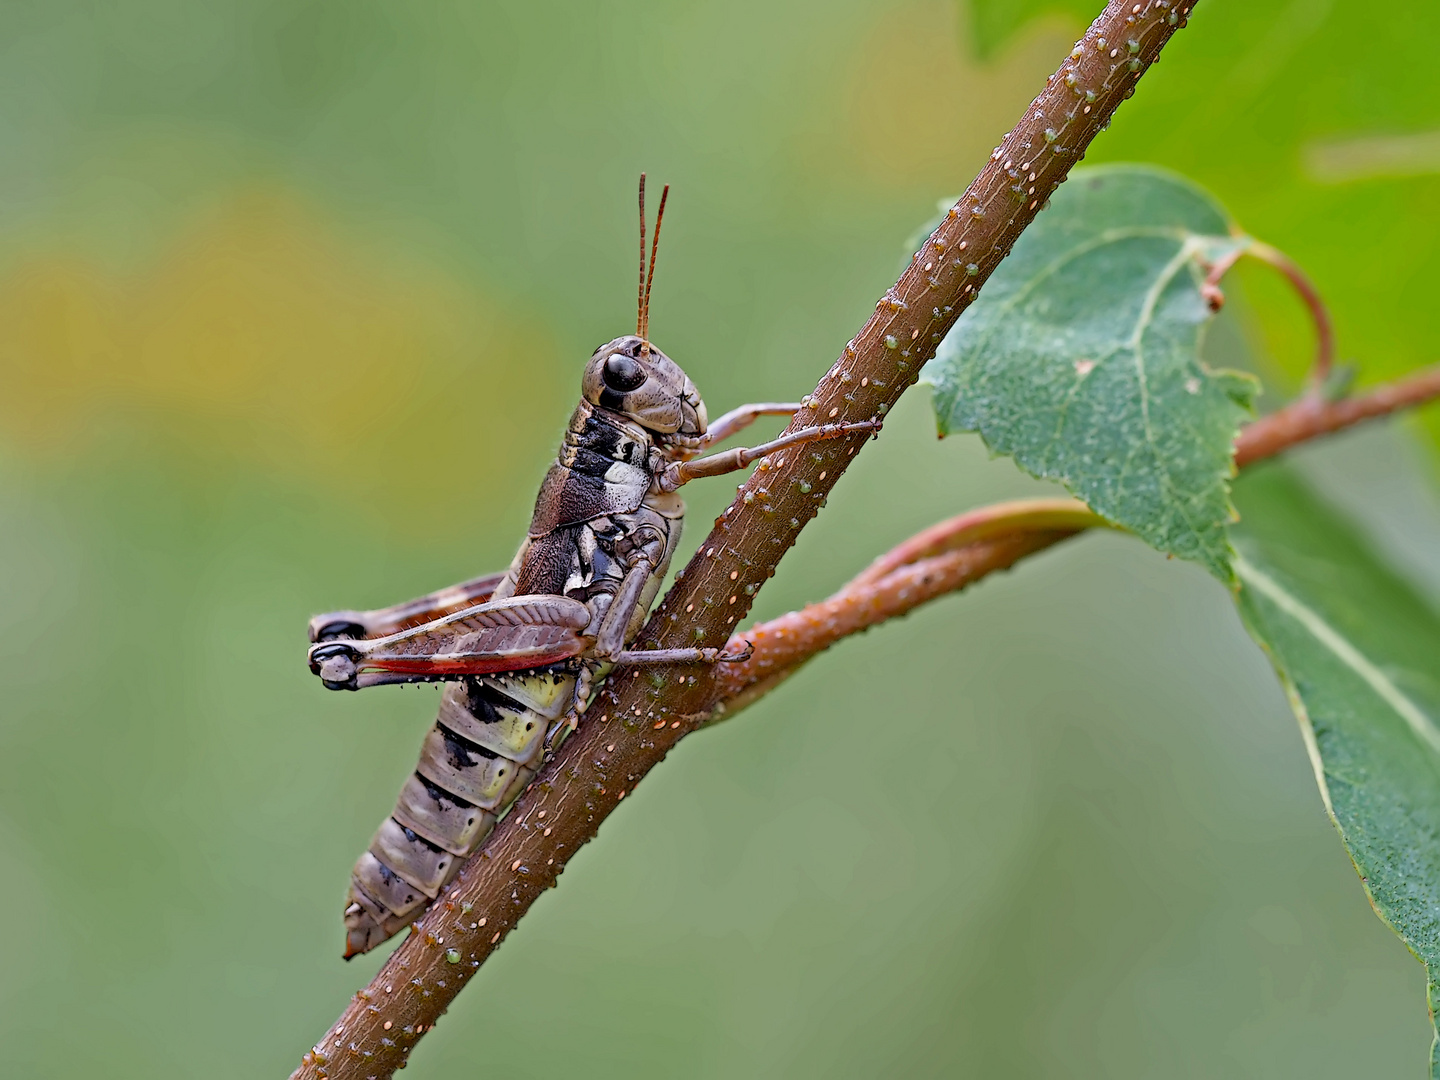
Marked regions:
[582,335,707,438]
[583,177,707,441]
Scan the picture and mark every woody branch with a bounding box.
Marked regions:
[292,4,1207,1076]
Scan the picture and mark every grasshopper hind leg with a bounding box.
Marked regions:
[309,571,508,644]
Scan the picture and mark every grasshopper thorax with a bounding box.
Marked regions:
[581,335,707,442]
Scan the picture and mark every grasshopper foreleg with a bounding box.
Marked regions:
[693,402,802,448]
[660,417,881,491]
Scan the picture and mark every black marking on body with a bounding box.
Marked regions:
[580,410,622,452]
[528,404,653,536]
[373,856,414,891]
[435,721,500,765]
[396,821,445,853]
[462,679,533,726]
[575,412,646,469]
[416,772,475,810]
[570,446,620,478]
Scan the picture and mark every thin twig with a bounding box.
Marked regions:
[1199,244,1245,311]
[1234,363,1440,467]
[1246,239,1336,385]
[714,535,1077,713]
[711,503,1101,716]
[292,5,1202,1076]
[846,498,1109,590]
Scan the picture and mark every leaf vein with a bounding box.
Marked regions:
[1238,556,1440,755]
[963,225,1195,365]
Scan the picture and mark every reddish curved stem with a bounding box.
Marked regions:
[1203,239,1335,385]
[1245,239,1336,386]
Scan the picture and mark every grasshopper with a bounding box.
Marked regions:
[308,177,878,956]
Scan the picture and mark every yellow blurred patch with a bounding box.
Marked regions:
[0,190,562,509]
[799,1,1078,193]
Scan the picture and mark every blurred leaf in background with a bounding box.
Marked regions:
[0,1,1437,1077]
[972,0,1440,444]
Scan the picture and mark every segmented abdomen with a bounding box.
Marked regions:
[342,669,572,957]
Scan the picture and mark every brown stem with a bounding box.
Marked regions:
[1199,243,1245,311]
[292,5,1201,1076]
[846,498,1108,589]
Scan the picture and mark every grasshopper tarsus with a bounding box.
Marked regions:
[719,639,753,663]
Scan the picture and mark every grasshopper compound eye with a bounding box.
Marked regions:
[603,353,647,392]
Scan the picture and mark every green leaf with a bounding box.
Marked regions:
[1232,463,1440,1075]
[1083,0,1440,458]
[927,165,1259,582]
[962,0,1096,59]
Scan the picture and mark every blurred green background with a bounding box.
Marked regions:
[3,0,1440,1075]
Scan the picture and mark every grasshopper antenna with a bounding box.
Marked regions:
[637,173,648,343]
[635,173,669,359]
[641,181,669,358]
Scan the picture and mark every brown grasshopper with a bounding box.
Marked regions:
[307,177,878,956]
